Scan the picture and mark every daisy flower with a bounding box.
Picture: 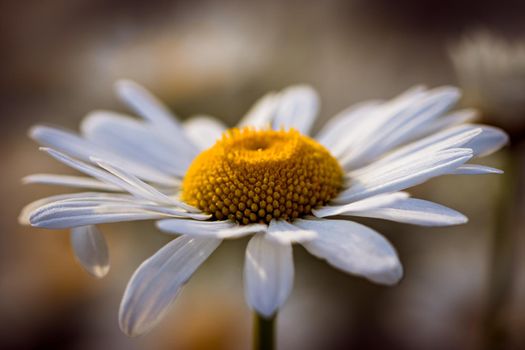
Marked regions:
[20,80,508,337]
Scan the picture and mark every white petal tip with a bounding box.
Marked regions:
[28,125,40,139]
[287,84,317,94]
[86,265,110,279]
[71,226,110,277]
[456,216,469,225]
[18,215,30,226]
[29,220,43,228]
[119,322,141,337]
[21,176,33,185]
[423,213,469,227]
[254,308,277,319]
[28,125,52,140]
[244,234,293,321]
[114,79,137,92]
[434,86,462,99]
[370,265,404,286]
[118,319,147,338]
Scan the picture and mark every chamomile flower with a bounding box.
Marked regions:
[20,80,508,336]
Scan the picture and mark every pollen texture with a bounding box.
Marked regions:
[181,128,343,224]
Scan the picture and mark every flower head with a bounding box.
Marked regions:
[21,80,508,336]
[182,128,343,223]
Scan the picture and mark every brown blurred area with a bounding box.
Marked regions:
[1,0,525,349]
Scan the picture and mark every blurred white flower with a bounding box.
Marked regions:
[20,80,507,336]
[450,31,525,133]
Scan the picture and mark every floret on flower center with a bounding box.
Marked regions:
[181,127,343,224]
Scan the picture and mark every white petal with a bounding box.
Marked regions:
[41,148,132,191]
[23,174,121,191]
[357,198,468,226]
[294,219,402,285]
[451,164,503,175]
[156,219,266,239]
[272,85,319,135]
[183,115,226,150]
[30,125,177,186]
[314,192,410,217]
[238,92,279,128]
[364,125,482,170]
[329,86,461,168]
[70,225,110,278]
[19,192,131,225]
[335,148,473,204]
[463,126,508,157]
[315,101,381,150]
[40,148,190,211]
[238,85,319,134]
[413,108,478,139]
[31,206,168,229]
[353,86,460,164]
[92,159,195,211]
[81,111,196,176]
[29,125,99,162]
[265,219,318,244]
[319,197,468,227]
[115,80,181,130]
[244,234,294,318]
[42,148,173,203]
[29,195,209,229]
[119,236,221,336]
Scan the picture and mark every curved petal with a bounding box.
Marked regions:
[156,219,266,239]
[114,80,181,130]
[19,192,135,225]
[463,126,508,157]
[28,194,209,229]
[365,125,482,170]
[414,108,478,139]
[335,148,473,204]
[315,101,381,151]
[271,85,319,135]
[70,225,110,278]
[238,92,279,129]
[29,125,178,186]
[317,197,467,227]
[293,219,402,285]
[266,219,318,244]
[326,86,461,168]
[314,192,410,217]
[244,234,294,318]
[92,158,194,211]
[40,148,186,209]
[238,85,319,134]
[119,236,221,336]
[81,111,196,176]
[183,116,226,150]
[23,174,122,191]
[31,206,167,229]
[451,164,503,175]
[349,198,468,226]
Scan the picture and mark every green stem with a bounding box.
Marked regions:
[253,313,276,350]
[484,144,522,349]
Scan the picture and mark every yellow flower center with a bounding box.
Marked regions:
[181,128,343,224]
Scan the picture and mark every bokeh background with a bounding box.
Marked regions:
[1,0,525,349]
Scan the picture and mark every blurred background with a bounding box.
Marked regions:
[1,0,525,349]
